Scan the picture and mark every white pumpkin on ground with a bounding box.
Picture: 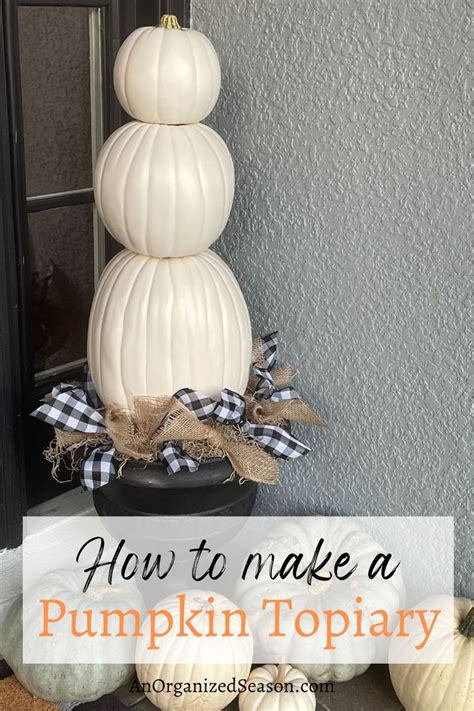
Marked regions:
[136,590,253,710]
[87,249,252,410]
[389,595,473,711]
[239,664,315,710]
[113,15,221,125]
[94,121,234,257]
[237,518,405,683]
[0,570,144,702]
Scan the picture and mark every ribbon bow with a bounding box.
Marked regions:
[32,330,312,489]
[253,332,300,403]
[33,381,106,433]
[32,375,118,491]
[32,375,202,489]
[172,388,310,462]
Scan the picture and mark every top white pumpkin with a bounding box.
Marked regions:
[113,19,221,125]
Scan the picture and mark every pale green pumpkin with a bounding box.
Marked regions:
[1,569,144,703]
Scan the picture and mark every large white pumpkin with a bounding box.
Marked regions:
[113,19,221,125]
[94,121,234,257]
[0,570,144,702]
[389,596,473,711]
[239,664,315,711]
[136,590,253,710]
[87,249,252,410]
[237,518,405,683]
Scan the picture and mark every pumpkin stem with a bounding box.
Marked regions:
[159,14,181,29]
[275,664,287,684]
[459,607,474,638]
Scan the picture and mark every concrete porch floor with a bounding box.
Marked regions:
[1,649,403,710]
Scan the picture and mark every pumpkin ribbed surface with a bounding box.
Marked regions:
[239,664,316,710]
[94,122,234,258]
[136,590,252,711]
[237,518,405,683]
[389,596,474,711]
[1,570,143,702]
[87,249,252,410]
[113,26,221,125]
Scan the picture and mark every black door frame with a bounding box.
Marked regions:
[0,0,189,548]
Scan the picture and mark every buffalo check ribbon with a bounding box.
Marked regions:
[174,388,310,460]
[254,331,300,403]
[31,377,201,487]
[32,331,311,488]
[159,443,199,475]
[32,382,106,433]
[31,376,117,491]
[80,442,116,490]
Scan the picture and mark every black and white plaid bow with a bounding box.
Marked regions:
[31,376,118,490]
[32,375,200,488]
[254,332,300,403]
[32,333,311,487]
[174,388,310,460]
[159,443,199,474]
[32,381,106,433]
[81,442,116,490]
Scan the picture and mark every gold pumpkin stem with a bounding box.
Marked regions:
[159,14,181,29]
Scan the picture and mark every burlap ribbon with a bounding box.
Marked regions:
[245,360,325,427]
[39,333,325,487]
[105,398,278,484]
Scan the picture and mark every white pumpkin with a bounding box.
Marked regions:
[0,570,144,702]
[389,596,473,711]
[94,121,234,257]
[239,664,315,710]
[237,518,405,683]
[113,16,221,125]
[136,590,253,710]
[88,249,252,410]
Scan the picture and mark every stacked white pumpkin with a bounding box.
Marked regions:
[88,15,251,412]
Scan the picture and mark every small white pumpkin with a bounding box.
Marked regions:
[239,664,315,710]
[389,596,473,711]
[87,249,252,410]
[136,590,253,710]
[113,15,221,125]
[94,121,234,257]
[0,570,144,702]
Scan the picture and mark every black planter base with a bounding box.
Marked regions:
[92,458,258,518]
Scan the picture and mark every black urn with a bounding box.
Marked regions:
[92,457,258,518]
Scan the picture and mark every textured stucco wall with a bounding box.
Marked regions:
[192,1,470,594]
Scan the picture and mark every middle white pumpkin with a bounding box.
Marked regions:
[87,249,252,410]
[94,121,234,258]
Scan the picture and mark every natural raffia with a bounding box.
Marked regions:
[45,430,103,482]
